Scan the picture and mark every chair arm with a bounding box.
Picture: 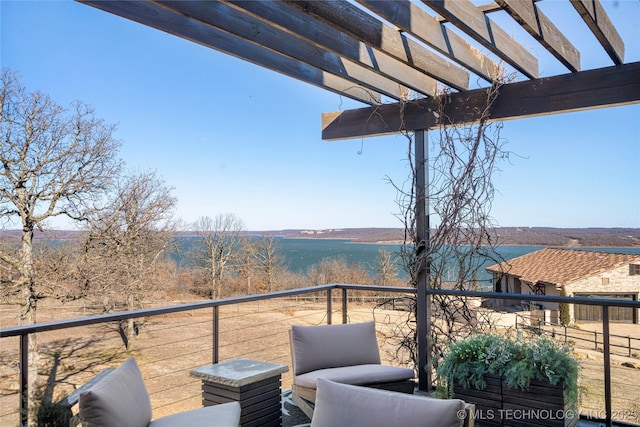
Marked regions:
[57,369,115,408]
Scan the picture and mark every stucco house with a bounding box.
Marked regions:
[487,248,640,324]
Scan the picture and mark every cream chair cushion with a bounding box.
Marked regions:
[291,321,382,375]
[79,358,241,427]
[310,378,465,427]
[79,358,152,427]
[149,404,241,427]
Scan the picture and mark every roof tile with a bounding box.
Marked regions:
[486,248,640,286]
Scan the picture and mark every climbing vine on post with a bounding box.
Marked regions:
[377,73,517,378]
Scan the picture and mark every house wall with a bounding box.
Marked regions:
[491,274,532,308]
[567,264,640,295]
[544,285,561,311]
[566,264,640,323]
[492,264,640,323]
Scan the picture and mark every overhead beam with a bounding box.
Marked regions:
[496,0,580,72]
[157,0,418,100]
[356,0,501,82]
[225,0,440,95]
[423,0,539,79]
[284,0,467,91]
[570,0,624,65]
[322,62,640,140]
[79,0,384,105]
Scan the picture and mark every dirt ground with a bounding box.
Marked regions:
[1,300,639,426]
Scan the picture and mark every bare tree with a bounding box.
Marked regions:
[375,248,398,287]
[236,236,257,295]
[0,69,121,418]
[193,213,245,299]
[307,257,372,304]
[0,68,121,325]
[254,235,285,293]
[79,170,177,347]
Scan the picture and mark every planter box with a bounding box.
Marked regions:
[453,374,578,427]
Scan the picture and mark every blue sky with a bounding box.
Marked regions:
[2,0,639,230]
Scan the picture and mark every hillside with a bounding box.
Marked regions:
[257,227,640,247]
[2,227,639,247]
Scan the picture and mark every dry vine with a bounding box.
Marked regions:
[375,73,516,379]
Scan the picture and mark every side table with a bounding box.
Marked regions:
[190,358,289,427]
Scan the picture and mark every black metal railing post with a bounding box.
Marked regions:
[20,334,28,427]
[327,289,332,325]
[213,305,219,364]
[603,306,612,427]
[342,288,348,324]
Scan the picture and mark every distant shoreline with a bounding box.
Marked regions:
[301,237,639,249]
[253,227,640,248]
[3,227,639,248]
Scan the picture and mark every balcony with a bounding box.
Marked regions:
[1,284,639,427]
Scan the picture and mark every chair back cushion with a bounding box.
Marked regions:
[310,379,465,427]
[290,322,381,375]
[79,358,153,427]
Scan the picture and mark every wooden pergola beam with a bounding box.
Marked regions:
[356,0,501,82]
[80,0,385,105]
[157,0,422,100]
[322,62,640,140]
[423,0,539,79]
[225,0,441,95]
[496,0,581,72]
[283,0,469,91]
[571,0,624,65]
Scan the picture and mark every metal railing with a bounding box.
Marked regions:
[515,312,640,358]
[1,284,639,427]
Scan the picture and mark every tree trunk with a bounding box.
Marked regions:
[127,294,136,348]
[18,228,40,427]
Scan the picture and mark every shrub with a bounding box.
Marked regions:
[435,333,579,409]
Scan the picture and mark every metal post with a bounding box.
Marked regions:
[213,306,219,364]
[602,306,612,427]
[415,130,430,391]
[342,288,348,324]
[327,289,332,325]
[20,334,28,427]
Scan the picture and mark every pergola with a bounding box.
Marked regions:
[79,0,639,396]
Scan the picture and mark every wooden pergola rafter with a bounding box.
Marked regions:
[78,0,639,409]
[79,0,639,138]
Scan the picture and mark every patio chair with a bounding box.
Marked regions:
[289,321,415,418]
[310,378,471,427]
[78,358,241,427]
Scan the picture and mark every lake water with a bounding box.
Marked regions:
[175,237,640,286]
[279,240,543,286]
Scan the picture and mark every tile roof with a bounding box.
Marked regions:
[486,248,640,286]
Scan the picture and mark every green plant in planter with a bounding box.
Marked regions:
[435,333,579,410]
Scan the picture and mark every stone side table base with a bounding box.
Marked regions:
[191,358,289,427]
